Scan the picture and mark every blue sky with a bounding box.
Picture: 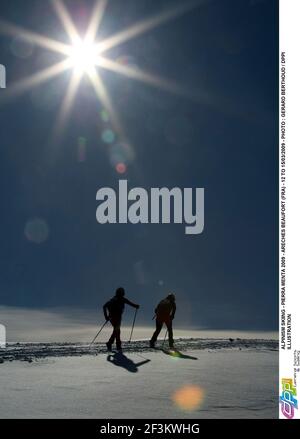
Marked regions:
[0,0,278,332]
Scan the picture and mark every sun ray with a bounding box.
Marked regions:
[85,0,108,43]
[0,1,208,142]
[0,59,72,104]
[87,67,126,140]
[0,18,70,55]
[97,56,191,98]
[51,0,81,44]
[96,0,201,54]
[53,70,82,141]
[98,55,257,122]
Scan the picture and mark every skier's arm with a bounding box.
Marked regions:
[103,303,110,320]
[124,298,140,309]
[171,303,176,320]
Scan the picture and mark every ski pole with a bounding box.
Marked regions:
[128,308,138,342]
[89,320,108,347]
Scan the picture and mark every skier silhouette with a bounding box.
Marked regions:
[103,287,139,352]
[150,293,176,349]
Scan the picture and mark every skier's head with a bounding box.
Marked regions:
[167,293,175,302]
[115,287,125,298]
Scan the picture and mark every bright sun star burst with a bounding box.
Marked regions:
[68,40,99,74]
[0,0,199,142]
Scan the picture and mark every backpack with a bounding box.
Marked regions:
[106,296,124,315]
[155,299,173,317]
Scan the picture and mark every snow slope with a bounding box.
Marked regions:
[0,339,278,419]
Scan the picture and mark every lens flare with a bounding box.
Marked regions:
[172,385,205,411]
[109,142,134,168]
[116,163,127,174]
[11,36,34,59]
[24,218,49,244]
[100,109,110,122]
[101,129,115,144]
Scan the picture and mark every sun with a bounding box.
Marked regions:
[67,39,99,74]
[0,0,199,139]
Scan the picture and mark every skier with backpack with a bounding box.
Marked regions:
[150,293,176,349]
[103,287,140,352]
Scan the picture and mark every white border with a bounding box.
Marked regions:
[279,0,300,420]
